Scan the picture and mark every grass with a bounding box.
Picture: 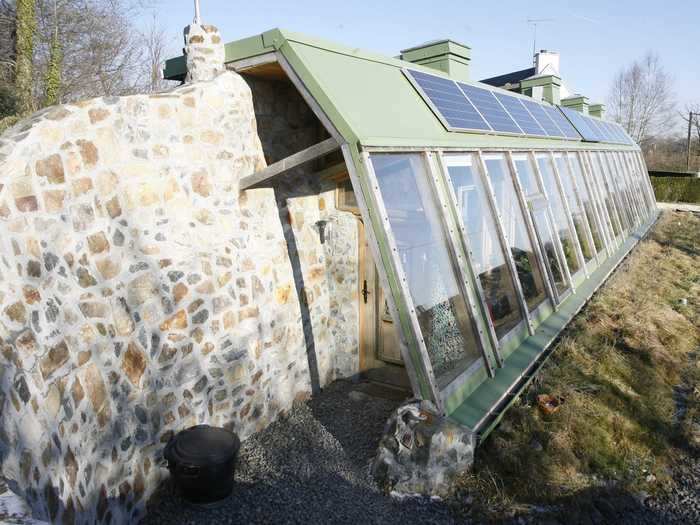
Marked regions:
[450,211,700,517]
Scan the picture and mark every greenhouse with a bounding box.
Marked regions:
[166,29,658,440]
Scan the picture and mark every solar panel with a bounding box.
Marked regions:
[559,107,599,141]
[589,118,615,142]
[457,83,522,134]
[542,106,580,140]
[494,93,547,136]
[406,70,491,131]
[520,99,564,137]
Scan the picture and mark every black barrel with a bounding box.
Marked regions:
[164,425,240,505]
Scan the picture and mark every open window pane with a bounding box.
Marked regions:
[567,153,604,254]
[554,154,595,262]
[536,154,582,276]
[370,153,483,388]
[444,154,523,338]
[481,154,548,312]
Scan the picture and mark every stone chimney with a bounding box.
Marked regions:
[534,50,560,76]
[184,23,225,83]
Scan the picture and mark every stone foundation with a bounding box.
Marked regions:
[372,400,475,495]
[0,63,360,523]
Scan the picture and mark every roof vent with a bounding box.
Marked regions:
[400,39,471,81]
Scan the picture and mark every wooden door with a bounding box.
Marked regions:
[357,219,404,370]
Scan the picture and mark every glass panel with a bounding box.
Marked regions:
[370,153,483,388]
[567,153,604,255]
[588,152,622,238]
[595,152,629,232]
[481,154,548,312]
[629,152,654,214]
[512,155,541,196]
[535,154,582,275]
[444,154,523,339]
[620,152,648,221]
[615,152,642,226]
[532,204,569,296]
[554,154,595,262]
[605,153,634,229]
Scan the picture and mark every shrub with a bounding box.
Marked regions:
[651,176,700,204]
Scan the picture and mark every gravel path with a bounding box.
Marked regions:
[143,380,455,525]
[2,378,697,524]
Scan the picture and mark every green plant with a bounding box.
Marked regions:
[0,85,18,118]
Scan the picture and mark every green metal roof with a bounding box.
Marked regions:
[163,28,639,152]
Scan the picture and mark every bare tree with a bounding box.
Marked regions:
[680,103,700,143]
[608,52,676,146]
[139,12,177,93]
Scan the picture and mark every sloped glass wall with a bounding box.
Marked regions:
[364,147,656,411]
[370,154,484,389]
[481,154,549,313]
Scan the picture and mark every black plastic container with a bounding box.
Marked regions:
[164,425,241,505]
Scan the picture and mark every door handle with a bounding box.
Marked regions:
[362,280,371,303]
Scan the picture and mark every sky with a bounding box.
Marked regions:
[148,0,699,134]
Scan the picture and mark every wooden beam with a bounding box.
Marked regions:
[240,137,339,190]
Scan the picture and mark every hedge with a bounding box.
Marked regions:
[651,176,700,204]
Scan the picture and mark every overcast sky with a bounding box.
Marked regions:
[151,0,699,135]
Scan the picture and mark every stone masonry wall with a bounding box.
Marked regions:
[0,66,358,524]
[245,75,360,384]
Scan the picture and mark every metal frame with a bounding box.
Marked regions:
[584,151,624,247]
[603,152,635,230]
[435,153,507,358]
[613,151,644,226]
[357,150,444,407]
[424,152,499,375]
[506,152,559,309]
[578,151,616,255]
[565,152,607,266]
[474,151,535,335]
[549,151,589,278]
[593,151,629,236]
[623,152,652,218]
[530,152,577,293]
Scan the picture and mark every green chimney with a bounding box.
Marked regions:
[561,95,589,114]
[589,103,606,119]
[400,40,471,82]
[520,75,561,105]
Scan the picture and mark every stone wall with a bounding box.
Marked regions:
[0,64,360,524]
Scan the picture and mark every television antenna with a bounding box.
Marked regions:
[194,0,202,24]
[527,18,555,65]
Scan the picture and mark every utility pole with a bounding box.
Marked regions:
[687,111,694,173]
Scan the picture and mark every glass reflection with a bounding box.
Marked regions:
[444,155,523,338]
[536,155,582,276]
[371,153,483,388]
[567,153,604,255]
[481,155,548,312]
[554,155,596,262]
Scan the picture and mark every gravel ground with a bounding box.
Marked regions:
[2,378,697,524]
[143,380,455,525]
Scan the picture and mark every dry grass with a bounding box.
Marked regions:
[452,211,700,516]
